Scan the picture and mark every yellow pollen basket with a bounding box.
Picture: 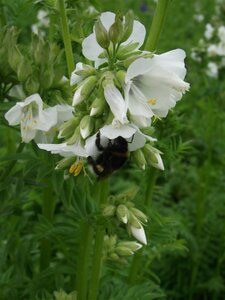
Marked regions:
[69,160,83,176]
[148,98,157,105]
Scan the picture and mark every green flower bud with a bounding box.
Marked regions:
[80,115,94,139]
[73,76,97,106]
[55,157,76,170]
[117,241,142,252]
[109,253,120,261]
[33,37,49,65]
[90,97,105,116]
[143,145,158,164]
[108,15,123,44]
[116,70,126,85]
[75,66,96,78]
[66,127,80,145]
[116,204,129,224]
[116,42,139,60]
[24,75,40,94]
[129,207,148,223]
[40,66,54,89]
[102,204,116,217]
[94,118,105,133]
[58,117,80,139]
[131,149,146,170]
[8,46,22,72]
[105,235,117,248]
[115,246,133,256]
[95,18,110,49]
[17,57,33,82]
[121,10,134,42]
[142,144,164,170]
[128,212,142,229]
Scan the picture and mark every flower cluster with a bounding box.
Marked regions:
[103,235,142,261]
[36,12,188,176]
[5,11,189,178]
[103,189,148,245]
[191,1,225,78]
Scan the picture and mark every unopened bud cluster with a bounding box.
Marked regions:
[102,188,148,245]
[103,235,142,262]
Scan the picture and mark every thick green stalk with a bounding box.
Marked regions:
[58,0,74,77]
[76,222,93,300]
[40,176,56,270]
[88,179,109,300]
[144,0,170,52]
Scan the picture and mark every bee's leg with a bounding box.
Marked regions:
[95,131,105,151]
[127,134,135,144]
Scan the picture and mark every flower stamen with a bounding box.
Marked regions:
[69,160,83,176]
[147,98,157,105]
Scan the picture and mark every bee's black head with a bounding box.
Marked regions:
[111,136,128,153]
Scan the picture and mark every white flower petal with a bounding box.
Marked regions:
[124,20,146,48]
[100,11,115,31]
[82,33,103,61]
[104,84,128,124]
[100,123,136,140]
[54,104,74,124]
[36,107,58,131]
[37,142,87,157]
[70,62,84,85]
[130,224,147,245]
[5,103,23,125]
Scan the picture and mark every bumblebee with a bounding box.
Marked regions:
[87,131,129,179]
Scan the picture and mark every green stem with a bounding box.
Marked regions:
[88,179,109,300]
[127,248,143,284]
[76,222,93,300]
[58,0,74,77]
[40,176,56,270]
[144,0,170,52]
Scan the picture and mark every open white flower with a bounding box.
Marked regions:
[125,49,190,118]
[35,104,74,143]
[82,11,146,66]
[5,94,57,143]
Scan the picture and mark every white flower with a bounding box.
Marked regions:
[5,94,57,143]
[207,44,220,57]
[206,62,218,78]
[130,223,147,245]
[193,14,204,23]
[35,104,74,143]
[204,23,214,40]
[218,25,225,43]
[104,83,128,124]
[82,11,146,66]
[37,140,87,158]
[125,49,190,118]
